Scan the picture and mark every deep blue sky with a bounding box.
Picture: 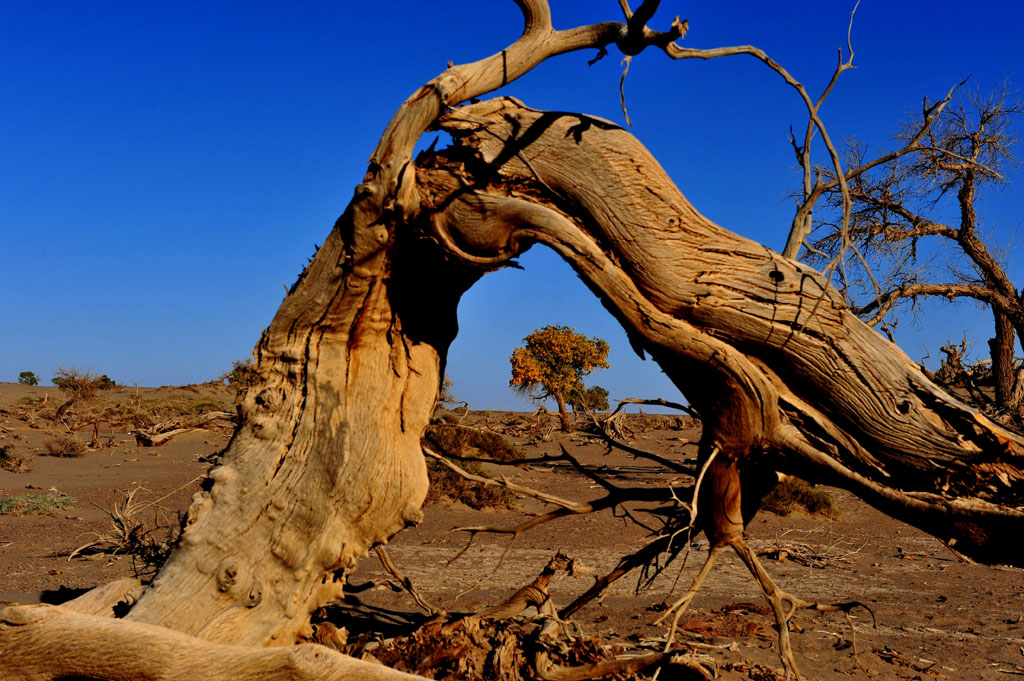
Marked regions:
[3,1,1022,410]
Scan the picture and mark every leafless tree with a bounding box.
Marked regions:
[2,3,1023,681]
[806,83,1024,424]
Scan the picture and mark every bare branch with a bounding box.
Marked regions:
[373,546,438,615]
[423,446,589,512]
[615,397,700,419]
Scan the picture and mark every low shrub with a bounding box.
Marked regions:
[0,445,32,473]
[0,493,74,516]
[43,434,88,457]
[422,424,524,509]
[52,367,109,400]
[68,485,178,577]
[424,459,514,509]
[188,399,223,414]
[221,359,257,395]
[423,424,523,464]
[762,477,839,519]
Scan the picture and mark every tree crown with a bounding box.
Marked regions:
[509,325,609,402]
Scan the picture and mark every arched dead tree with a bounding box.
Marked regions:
[2,2,1022,680]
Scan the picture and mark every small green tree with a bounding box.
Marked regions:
[509,325,610,430]
[221,359,257,396]
[17,371,38,386]
[567,383,610,413]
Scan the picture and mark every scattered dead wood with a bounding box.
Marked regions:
[369,552,713,681]
[66,480,200,576]
[133,410,235,447]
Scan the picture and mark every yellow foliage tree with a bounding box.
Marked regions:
[509,325,610,430]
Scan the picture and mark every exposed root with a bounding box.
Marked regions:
[371,550,714,681]
[727,537,872,680]
[424,446,589,511]
[655,546,722,651]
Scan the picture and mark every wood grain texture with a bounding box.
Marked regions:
[425,97,1023,564]
[0,605,426,680]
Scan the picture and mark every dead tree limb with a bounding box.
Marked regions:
[427,96,1024,564]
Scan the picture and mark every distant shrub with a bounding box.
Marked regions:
[424,424,523,464]
[18,371,39,386]
[567,384,610,412]
[762,478,839,519]
[0,493,74,516]
[94,374,116,390]
[52,367,112,400]
[43,434,88,458]
[0,445,32,473]
[422,424,524,509]
[189,399,223,414]
[221,359,257,395]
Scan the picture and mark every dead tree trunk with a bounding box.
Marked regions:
[2,2,1022,679]
[120,212,484,644]
[424,96,1024,564]
[990,310,1017,408]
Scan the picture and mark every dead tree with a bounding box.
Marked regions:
[806,84,1024,423]
[2,2,1023,680]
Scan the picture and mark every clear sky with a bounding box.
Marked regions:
[3,1,1022,411]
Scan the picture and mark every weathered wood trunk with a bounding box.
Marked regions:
[422,97,1024,564]
[990,310,1018,410]
[3,3,1024,678]
[123,204,475,644]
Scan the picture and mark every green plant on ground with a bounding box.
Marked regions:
[43,434,88,457]
[762,478,840,520]
[188,399,224,414]
[0,493,74,516]
[221,359,258,396]
[421,424,524,509]
[567,384,610,413]
[17,371,39,386]
[0,445,32,473]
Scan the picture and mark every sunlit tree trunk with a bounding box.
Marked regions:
[2,3,1023,679]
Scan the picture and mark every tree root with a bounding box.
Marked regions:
[62,577,144,618]
[374,545,439,616]
[0,604,428,680]
[654,536,874,681]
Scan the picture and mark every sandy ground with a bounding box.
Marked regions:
[1,382,1022,680]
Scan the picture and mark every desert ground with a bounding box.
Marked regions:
[1,381,1022,680]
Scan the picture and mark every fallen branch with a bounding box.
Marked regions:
[374,545,438,616]
[134,411,235,447]
[614,397,700,421]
